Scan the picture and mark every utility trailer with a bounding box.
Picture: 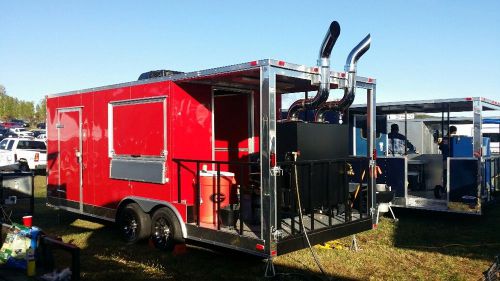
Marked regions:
[46,21,378,257]
[350,97,500,215]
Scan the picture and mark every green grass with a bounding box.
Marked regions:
[31,176,499,280]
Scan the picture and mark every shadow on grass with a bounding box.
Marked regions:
[32,195,357,281]
[392,201,500,261]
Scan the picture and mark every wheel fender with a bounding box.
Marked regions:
[117,196,187,239]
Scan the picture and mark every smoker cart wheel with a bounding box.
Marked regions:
[118,203,151,243]
[151,207,183,251]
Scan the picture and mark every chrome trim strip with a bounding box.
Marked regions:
[47,59,375,98]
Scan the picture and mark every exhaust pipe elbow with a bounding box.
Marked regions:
[315,34,371,123]
[287,21,341,121]
[345,34,371,74]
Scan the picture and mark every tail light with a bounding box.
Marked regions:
[270,152,276,168]
[34,153,39,162]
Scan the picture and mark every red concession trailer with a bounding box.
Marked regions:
[46,21,378,258]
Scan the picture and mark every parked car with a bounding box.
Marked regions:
[10,119,30,128]
[37,122,46,129]
[31,129,46,139]
[0,138,47,170]
[0,128,17,141]
[10,127,34,138]
[1,122,22,129]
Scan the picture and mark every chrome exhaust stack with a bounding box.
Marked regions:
[315,34,371,122]
[287,21,341,120]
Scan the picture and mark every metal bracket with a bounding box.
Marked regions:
[271,227,283,241]
[264,258,276,278]
[270,166,283,176]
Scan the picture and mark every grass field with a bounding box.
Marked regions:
[30,176,499,280]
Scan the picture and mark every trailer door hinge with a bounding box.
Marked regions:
[270,166,283,176]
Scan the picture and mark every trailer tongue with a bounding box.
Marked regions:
[46,21,377,258]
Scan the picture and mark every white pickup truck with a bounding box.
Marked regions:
[0,138,47,170]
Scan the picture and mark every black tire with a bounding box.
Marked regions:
[117,203,151,244]
[434,185,442,199]
[150,207,183,251]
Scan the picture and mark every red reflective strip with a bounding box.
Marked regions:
[256,244,265,251]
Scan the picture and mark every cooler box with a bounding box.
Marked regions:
[198,171,235,224]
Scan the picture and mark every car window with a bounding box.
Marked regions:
[33,141,46,150]
[0,139,9,150]
[7,140,15,150]
[17,141,46,150]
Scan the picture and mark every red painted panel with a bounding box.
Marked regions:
[46,98,59,199]
[113,101,165,156]
[80,92,94,206]
[214,93,249,152]
[58,110,81,203]
[170,83,213,205]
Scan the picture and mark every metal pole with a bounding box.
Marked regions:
[260,65,278,255]
[447,104,451,157]
[472,98,483,212]
[367,87,376,224]
[404,108,408,155]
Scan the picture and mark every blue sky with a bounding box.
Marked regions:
[1,1,499,105]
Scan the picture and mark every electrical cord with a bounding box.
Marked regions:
[291,152,329,280]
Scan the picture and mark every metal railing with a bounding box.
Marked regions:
[173,158,260,235]
[276,157,369,236]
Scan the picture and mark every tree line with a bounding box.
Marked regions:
[0,84,46,125]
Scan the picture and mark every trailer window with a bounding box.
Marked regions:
[108,97,167,184]
[110,97,166,157]
[484,133,499,142]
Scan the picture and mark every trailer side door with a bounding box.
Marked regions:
[57,107,83,211]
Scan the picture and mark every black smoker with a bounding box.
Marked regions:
[277,22,371,214]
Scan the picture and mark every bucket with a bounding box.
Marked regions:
[198,171,236,224]
[218,206,240,229]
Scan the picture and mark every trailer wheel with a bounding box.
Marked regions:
[118,203,151,244]
[150,207,183,251]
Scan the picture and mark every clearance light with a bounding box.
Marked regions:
[250,61,258,66]
[271,250,277,256]
[340,72,346,78]
[270,152,276,168]
[312,67,319,72]
[465,97,473,101]
[278,61,285,66]
[367,78,374,83]
[256,244,265,251]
